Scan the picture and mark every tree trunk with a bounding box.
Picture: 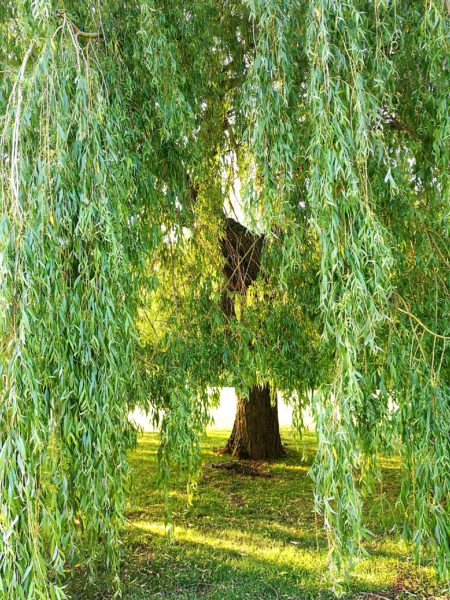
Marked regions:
[224,384,286,459]
[219,218,285,460]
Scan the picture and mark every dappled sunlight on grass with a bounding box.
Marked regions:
[130,519,326,573]
[69,429,447,600]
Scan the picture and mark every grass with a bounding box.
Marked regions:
[70,428,448,599]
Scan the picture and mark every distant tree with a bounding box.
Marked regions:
[0,1,448,598]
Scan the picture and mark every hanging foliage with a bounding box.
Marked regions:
[1,4,139,597]
[0,0,449,596]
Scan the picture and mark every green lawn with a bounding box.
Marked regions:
[70,429,447,599]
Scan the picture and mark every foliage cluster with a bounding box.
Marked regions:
[0,1,449,597]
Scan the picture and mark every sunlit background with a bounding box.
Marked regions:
[130,388,315,431]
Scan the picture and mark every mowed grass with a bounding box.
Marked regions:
[71,428,448,599]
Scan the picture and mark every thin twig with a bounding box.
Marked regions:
[55,10,103,40]
[425,229,450,270]
[10,40,36,221]
[394,294,450,341]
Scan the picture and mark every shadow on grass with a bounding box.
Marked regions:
[119,523,336,600]
[67,429,443,600]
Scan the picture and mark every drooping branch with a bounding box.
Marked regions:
[394,294,450,341]
[55,10,103,40]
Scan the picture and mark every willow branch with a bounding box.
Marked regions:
[394,294,450,341]
[425,229,450,270]
[55,11,103,40]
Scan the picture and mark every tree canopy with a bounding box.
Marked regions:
[0,1,449,597]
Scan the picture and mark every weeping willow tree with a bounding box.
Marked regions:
[0,0,449,597]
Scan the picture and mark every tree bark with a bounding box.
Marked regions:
[223,384,286,459]
[220,217,285,460]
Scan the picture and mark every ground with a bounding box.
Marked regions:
[70,429,448,599]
